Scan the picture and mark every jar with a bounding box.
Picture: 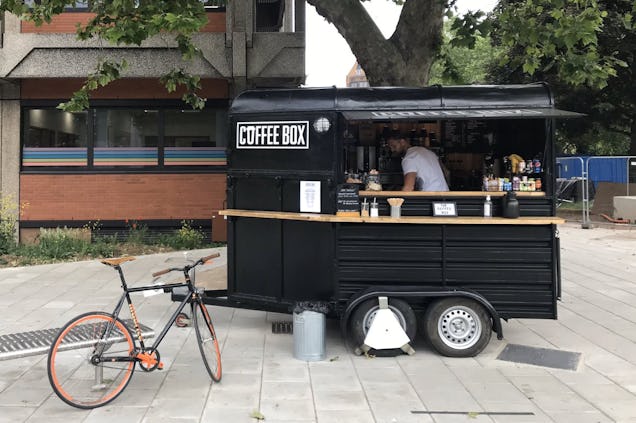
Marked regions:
[365,173,382,191]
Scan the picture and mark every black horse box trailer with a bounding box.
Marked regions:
[209,84,578,357]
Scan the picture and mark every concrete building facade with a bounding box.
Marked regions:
[0,0,305,241]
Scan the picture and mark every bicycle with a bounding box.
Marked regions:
[47,253,222,409]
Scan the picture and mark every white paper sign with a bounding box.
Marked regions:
[300,181,321,213]
[433,202,457,217]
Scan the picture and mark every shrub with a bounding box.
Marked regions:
[159,220,207,250]
[0,194,19,254]
[38,228,90,260]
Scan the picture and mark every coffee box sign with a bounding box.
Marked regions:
[236,121,309,149]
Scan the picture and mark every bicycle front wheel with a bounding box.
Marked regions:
[47,312,136,409]
[193,301,222,382]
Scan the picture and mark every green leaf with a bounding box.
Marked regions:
[250,410,265,420]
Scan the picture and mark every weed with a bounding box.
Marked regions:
[125,220,149,244]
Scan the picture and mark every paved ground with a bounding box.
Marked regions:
[0,222,635,423]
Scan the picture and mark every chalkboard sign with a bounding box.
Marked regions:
[465,120,491,146]
[443,120,461,146]
[336,184,360,215]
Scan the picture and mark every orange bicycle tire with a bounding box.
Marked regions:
[193,301,222,382]
[47,312,136,409]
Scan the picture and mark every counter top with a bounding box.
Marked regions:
[359,191,546,197]
[219,209,564,225]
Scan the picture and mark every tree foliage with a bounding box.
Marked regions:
[492,0,628,89]
[2,0,635,116]
[0,0,209,110]
[489,0,636,155]
[429,18,500,85]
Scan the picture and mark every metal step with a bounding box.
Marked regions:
[0,319,154,361]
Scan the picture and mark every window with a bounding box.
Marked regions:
[202,0,226,9]
[22,106,228,169]
[95,109,158,148]
[24,109,88,148]
[164,109,219,147]
[25,0,91,10]
[23,109,89,167]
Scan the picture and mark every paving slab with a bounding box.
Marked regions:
[0,225,635,422]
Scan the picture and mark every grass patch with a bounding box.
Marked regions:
[558,200,587,211]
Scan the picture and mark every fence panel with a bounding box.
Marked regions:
[557,155,636,227]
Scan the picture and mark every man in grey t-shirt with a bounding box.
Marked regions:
[388,135,449,191]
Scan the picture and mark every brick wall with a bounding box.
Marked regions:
[20,173,226,221]
[21,12,225,33]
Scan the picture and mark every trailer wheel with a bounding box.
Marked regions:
[350,298,416,357]
[424,298,492,357]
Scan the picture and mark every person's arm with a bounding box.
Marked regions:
[402,172,417,191]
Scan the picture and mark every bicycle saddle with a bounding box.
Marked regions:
[101,256,136,267]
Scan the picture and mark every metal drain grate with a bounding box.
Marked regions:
[0,319,154,361]
[271,321,293,334]
[497,344,582,371]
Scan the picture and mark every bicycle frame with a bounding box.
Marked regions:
[99,266,200,364]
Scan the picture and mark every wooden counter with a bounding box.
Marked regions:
[359,190,546,197]
[220,209,564,225]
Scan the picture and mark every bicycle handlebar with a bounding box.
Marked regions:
[152,268,172,277]
[151,252,220,278]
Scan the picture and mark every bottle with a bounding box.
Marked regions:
[517,160,525,174]
[483,195,492,218]
[535,178,542,191]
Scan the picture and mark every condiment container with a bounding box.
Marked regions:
[483,195,492,218]
[370,198,379,217]
[387,197,404,218]
[361,199,369,217]
[502,191,520,219]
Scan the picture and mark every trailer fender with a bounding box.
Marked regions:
[339,288,504,344]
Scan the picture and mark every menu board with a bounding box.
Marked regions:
[443,120,493,149]
[336,184,360,215]
[442,120,461,146]
[465,120,490,146]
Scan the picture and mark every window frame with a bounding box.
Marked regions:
[20,99,229,173]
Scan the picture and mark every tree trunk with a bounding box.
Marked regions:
[306,0,444,86]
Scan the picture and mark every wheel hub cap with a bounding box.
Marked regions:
[438,306,482,350]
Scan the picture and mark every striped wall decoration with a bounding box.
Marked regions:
[164,147,227,166]
[22,147,88,167]
[94,148,158,166]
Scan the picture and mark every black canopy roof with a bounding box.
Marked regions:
[230,84,583,120]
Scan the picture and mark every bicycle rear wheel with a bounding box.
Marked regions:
[193,301,222,382]
[47,312,136,409]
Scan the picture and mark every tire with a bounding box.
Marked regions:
[193,301,222,382]
[47,312,136,409]
[424,298,492,357]
[349,298,416,357]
